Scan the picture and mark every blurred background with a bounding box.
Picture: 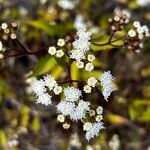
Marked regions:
[0,0,150,150]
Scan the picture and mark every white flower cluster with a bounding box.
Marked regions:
[83,105,104,141]
[84,77,97,93]
[31,70,116,140]
[85,122,105,141]
[70,25,95,71]
[31,75,62,105]
[58,0,76,10]
[128,21,150,38]
[99,71,116,101]
[48,38,65,58]
[137,0,150,6]
[56,87,90,121]
[114,8,131,23]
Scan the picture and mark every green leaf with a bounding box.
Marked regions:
[53,56,68,68]
[31,116,40,132]
[28,20,73,36]
[0,130,7,148]
[128,99,150,122]
[20,106,30,127]
[71,62,79,80]
[32,55,57,76]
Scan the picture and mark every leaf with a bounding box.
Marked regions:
[106,113,129,125]
[81,70,102,80]
[128,99,150,122]
[71,62,79,80]
[0,130,7,148]
[51,65,64,79]
[53,56,68,68]
[28,20,73,36]
[31,116,40,132]
[32,55,56,76]
[20,106,30,127]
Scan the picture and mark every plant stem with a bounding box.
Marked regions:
[58,80,85,85]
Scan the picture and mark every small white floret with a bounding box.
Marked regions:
[48,46,56,55]
[56,50,64,58]
[57,114,65,123]
[83,85,92,93]
[87,77,97,87]
[57,38,65,47]
[85,63,94,71]
[53,86,62,95]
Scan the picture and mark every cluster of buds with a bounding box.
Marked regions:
[124,21,150,53]
[0,22,18,41]
[108,9,130,32]
[48,38,65,58]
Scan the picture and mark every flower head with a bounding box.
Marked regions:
[83,122,92,131]
[85,122,105,141]
[56,101,75,116]
[64,87,82,102]
[31,79,46,96]
[87,77,97,87]
[36,93,52,106]
[48,46,56,55]
[43,75,57,90]
[57,114,65,123]
[99,71,116,101]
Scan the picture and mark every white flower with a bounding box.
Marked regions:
[70,100,90,121]
[99,71,116,101]
[137,0,150,6]
[85,63,94,71]
[128,29,136,37]
[85,122,105,141]
[31,79,46,96]
[70,107,86,121]
[108,134,120,150]
[1,23,8,30]
[70,50,85,61]
[0,54,4,59]
[95,115,103,122]
[57,114,65,123]
[48,46,56,55]
[64,87,81,102]
[87,54,95,62]
[10,33,17,39]
[74,14,85,29]
[43,75,57,90]
[84,85,92,93]
[73,27,92,52]
[63,122,70,129]
[78,100,90,111]
[53,86,62,95]
[114,16,120,22]
[87,77,97,87]
[83,122,92,131]
[58,0,75,10]
[36,93,52,106]
[89,110,95,117]
[133,21,141,28]
[76,61,84,69]
[56,101,75,116]
[96,106,103,115]
[0,41,3,51]
[56,50,64,58]
[57,38,65,47]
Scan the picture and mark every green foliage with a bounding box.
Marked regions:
[0,130,7,148]
[129,99,150,122]
[31,55,56,76]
